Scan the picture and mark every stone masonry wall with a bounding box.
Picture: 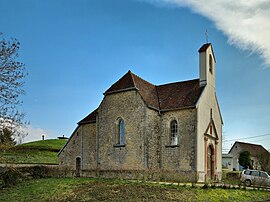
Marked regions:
[81,123,96,170]
[58,123,96,170]
[59,92,198,181]
[97,90,147,170]
[161,108,197,172]
[145,108,160,170]
[58,126,82,169]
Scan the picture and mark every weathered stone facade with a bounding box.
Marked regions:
[58,43,223,182]
[98,90,146,170]
[58,123,96,171]
[161,109,197,172]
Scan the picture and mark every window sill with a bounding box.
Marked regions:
[113,144,126,148]
[165,145,179,148]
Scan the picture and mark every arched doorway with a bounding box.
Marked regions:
[207,145,215,179]
[75,157,81,177]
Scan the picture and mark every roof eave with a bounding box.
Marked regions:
[58,125,80,157]
[78,120,96,125]
[103,87,138,95]
[161,105,196,112]
[215,93,224,125]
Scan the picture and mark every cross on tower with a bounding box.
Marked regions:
[205,29,208,43]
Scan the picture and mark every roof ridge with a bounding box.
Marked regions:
[104,70,136,94]
[236,141,263,147]
[157,78,199,87]
[129,70,137,89]
[155,85,161,111]
[130,71,155,87]
[104,71,203,111]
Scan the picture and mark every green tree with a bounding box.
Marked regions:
[0,128,16,151]
[0,32,27,142]
[239,151,251,169]
[0,128,15,145]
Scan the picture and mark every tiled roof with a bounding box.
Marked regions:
[157,79,203,111]
[105,71,204,111]
[79,70,205,125]
[229,141,269,156]
[78,108,98,124]
[78,43,213,125]
[104,70,136,94]
[132,73,160,109]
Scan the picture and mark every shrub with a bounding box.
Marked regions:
[26,165,74,178]
[0,167,24,187]
[202,183,209,189]
[226,171,240,180]
[27,166,51,178]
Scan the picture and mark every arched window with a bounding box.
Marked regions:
[170,120,178,145]
[116,118,125,145]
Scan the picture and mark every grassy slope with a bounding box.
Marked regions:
[16,139,67,151]
[0,178,270,202]
[0,139,67,164]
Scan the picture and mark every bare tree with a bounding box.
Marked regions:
[0,33,27,143]
[256,152,270,173]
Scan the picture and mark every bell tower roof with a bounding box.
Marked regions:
[198,43,216,62]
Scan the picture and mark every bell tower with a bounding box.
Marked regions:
[198,43,216,90]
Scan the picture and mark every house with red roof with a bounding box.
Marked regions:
[58,43,223,182]
[228,141,269,171]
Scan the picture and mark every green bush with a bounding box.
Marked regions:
[27,166,50,178]
[226,171,241,180]
[0,167,24,187]
[21,165,72,178]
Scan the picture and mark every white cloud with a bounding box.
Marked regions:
[18,125,48,144]
[146,0,270,66]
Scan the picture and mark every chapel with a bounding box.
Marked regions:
[58,43,223,182]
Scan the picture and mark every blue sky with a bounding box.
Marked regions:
[0,0,270,152]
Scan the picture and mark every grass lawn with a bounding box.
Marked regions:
[15,139,67,151]
[0,139,67,164]
[1,178,270,202]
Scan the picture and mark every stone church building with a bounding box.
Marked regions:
[58,43,223,182]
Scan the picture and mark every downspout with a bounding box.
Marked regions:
[194,109,198,173]
[159,111,163,169]
[156,85,162,169]
[81,125,84,173]
[143,105,148,169]
[96,113,100,170]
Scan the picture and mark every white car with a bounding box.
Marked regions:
[240,169,270,187]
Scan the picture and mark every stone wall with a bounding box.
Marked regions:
[81,123,96,170]
[97,90,147,170]
[145,108,160,170]
[161,108,197,172]
[58,90,216,183]
[58,123,96,171]
[58,126,82,169]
